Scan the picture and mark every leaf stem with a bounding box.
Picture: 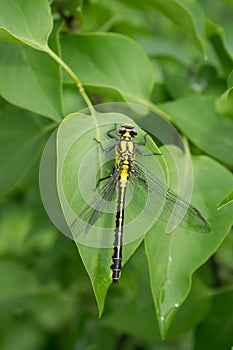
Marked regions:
[47,48,96,115]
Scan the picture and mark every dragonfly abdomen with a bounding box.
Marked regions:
[110,173,128,284]
[111,244,123,284]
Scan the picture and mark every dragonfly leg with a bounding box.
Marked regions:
[96,175,111,189]
[94,138,116,153]
[135,134,162,156]
[136,147,162,156]
[96,165,116,189]
[135,133,149,146]
[107,124,119,141]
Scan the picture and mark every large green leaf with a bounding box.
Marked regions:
[0,41,63,120]
[0,1,66,120]
[206,19,233,77]
[107,0,206,55]
[63,83,87,116]
[137,36,194,65]
[166,277,211,340]
[56,112,156,314]
[145,154,233,337]
[0,0,53,50]
[159,60,226,100]
[102,258,211,342]
[194,289,233,350]
[216,70,233,118]
[160,96,233,166]
[0,99,56,192]
[60,33,155,104]
[101,244,161,341]
[82,0,204,67]
[77,238,144,316]
[82,0,154,33]
[150,0,206,54]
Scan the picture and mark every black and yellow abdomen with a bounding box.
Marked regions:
[110,163,130,283]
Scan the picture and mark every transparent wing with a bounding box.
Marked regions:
[131,161,210,233]
[70,169,119,234]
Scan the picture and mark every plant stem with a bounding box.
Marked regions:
[47,48,96,115]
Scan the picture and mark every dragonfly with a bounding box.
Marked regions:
[71,124,210,284]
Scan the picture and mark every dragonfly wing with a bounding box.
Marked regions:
[133,161,210,233]
[161,187,210,233]
[70,170,118,234]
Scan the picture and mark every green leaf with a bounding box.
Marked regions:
[214,230,233,286]
[160,96,233,166]
[145,154,233,337]
[194,289,233,350]
[40,111,148,315]
[161,61,226,99]
[0,99,56,192]
[86,85,125,105]
[166,277,212,340]
[76,245,112,315]
[96,0,207,58]
[60,33,154,103]
[150,0,206,54]
[83,0,154,34]
[102,250,211,341]
[0,28,23,45]
[217,88,233,118]
[56,112,152,314]
[218,191,233,210]
[160,60,194,99]
[0,41,63,120]
[223,22,233,58]
[0,0,53,50]
[101,244,161,341]
[137,36,193,65]
[206,19,233,77]
[63,83,88,115]
[78,237,144,316]
[216,70,233,118]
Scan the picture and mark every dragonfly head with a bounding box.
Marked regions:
[118,124,138,139]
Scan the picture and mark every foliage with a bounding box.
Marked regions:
[0,0,233,349]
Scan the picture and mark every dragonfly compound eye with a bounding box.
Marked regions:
[130,129,138,137]
[118,127,126,135]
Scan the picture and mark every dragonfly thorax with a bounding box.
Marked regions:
[116,138,136,164]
